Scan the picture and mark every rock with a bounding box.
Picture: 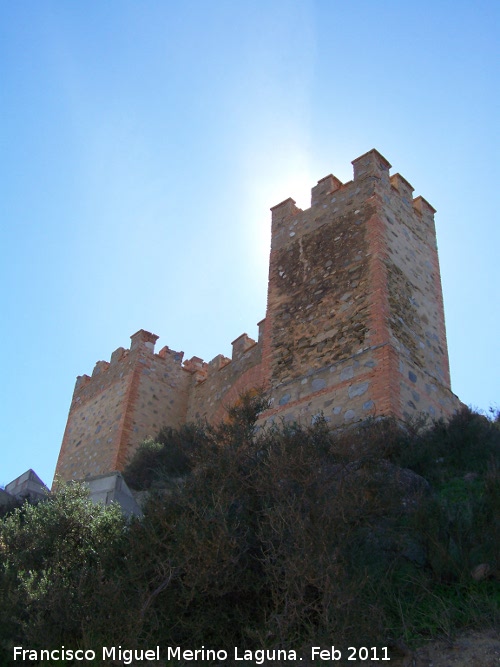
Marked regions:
[471,563,491,581]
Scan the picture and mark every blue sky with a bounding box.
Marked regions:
[1,1,498,489]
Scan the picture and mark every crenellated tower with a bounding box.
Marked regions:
[260,149,458,427]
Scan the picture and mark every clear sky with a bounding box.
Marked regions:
[1,1,498,489]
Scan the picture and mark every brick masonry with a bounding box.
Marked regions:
[54,149,462,484]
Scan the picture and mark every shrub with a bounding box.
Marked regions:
[0,483,134,657]
[124,422,208,490]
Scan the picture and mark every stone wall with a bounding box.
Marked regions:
[258,149,461,428]
[381,175,459,420]
[186,325,265,424]
[262,159,378,427]
[55,327,266,483]
[55,331,193,481]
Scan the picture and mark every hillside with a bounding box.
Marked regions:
[1,395,498,665]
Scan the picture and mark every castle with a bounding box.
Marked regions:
[55,149,462,484]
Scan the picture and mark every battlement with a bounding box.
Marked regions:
[311,174,343,206]
[130,329,158,352]
[71,324,267,410]
[185,319,267,387]
[56,150,461,485]
[270,149,437,255]
[187,324,265,424]
[72,330,186,405]
[351,148,392,181]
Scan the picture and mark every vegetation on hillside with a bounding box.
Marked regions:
[1,395,498,664]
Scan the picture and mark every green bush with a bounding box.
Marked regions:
[124,422,208,490]
[0,483,135,660]
[394,406,500,483]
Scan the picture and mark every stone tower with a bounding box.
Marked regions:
[54,150,461,484]
[260,149,458,426]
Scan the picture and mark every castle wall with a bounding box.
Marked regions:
[56,356,133,481]
[55,331,193,482]
[55,149,461,485]
[186,327,265,424]
[115,337,193,470]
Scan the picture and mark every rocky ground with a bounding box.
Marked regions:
[134,630,500,667]
[385,629,500,667]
